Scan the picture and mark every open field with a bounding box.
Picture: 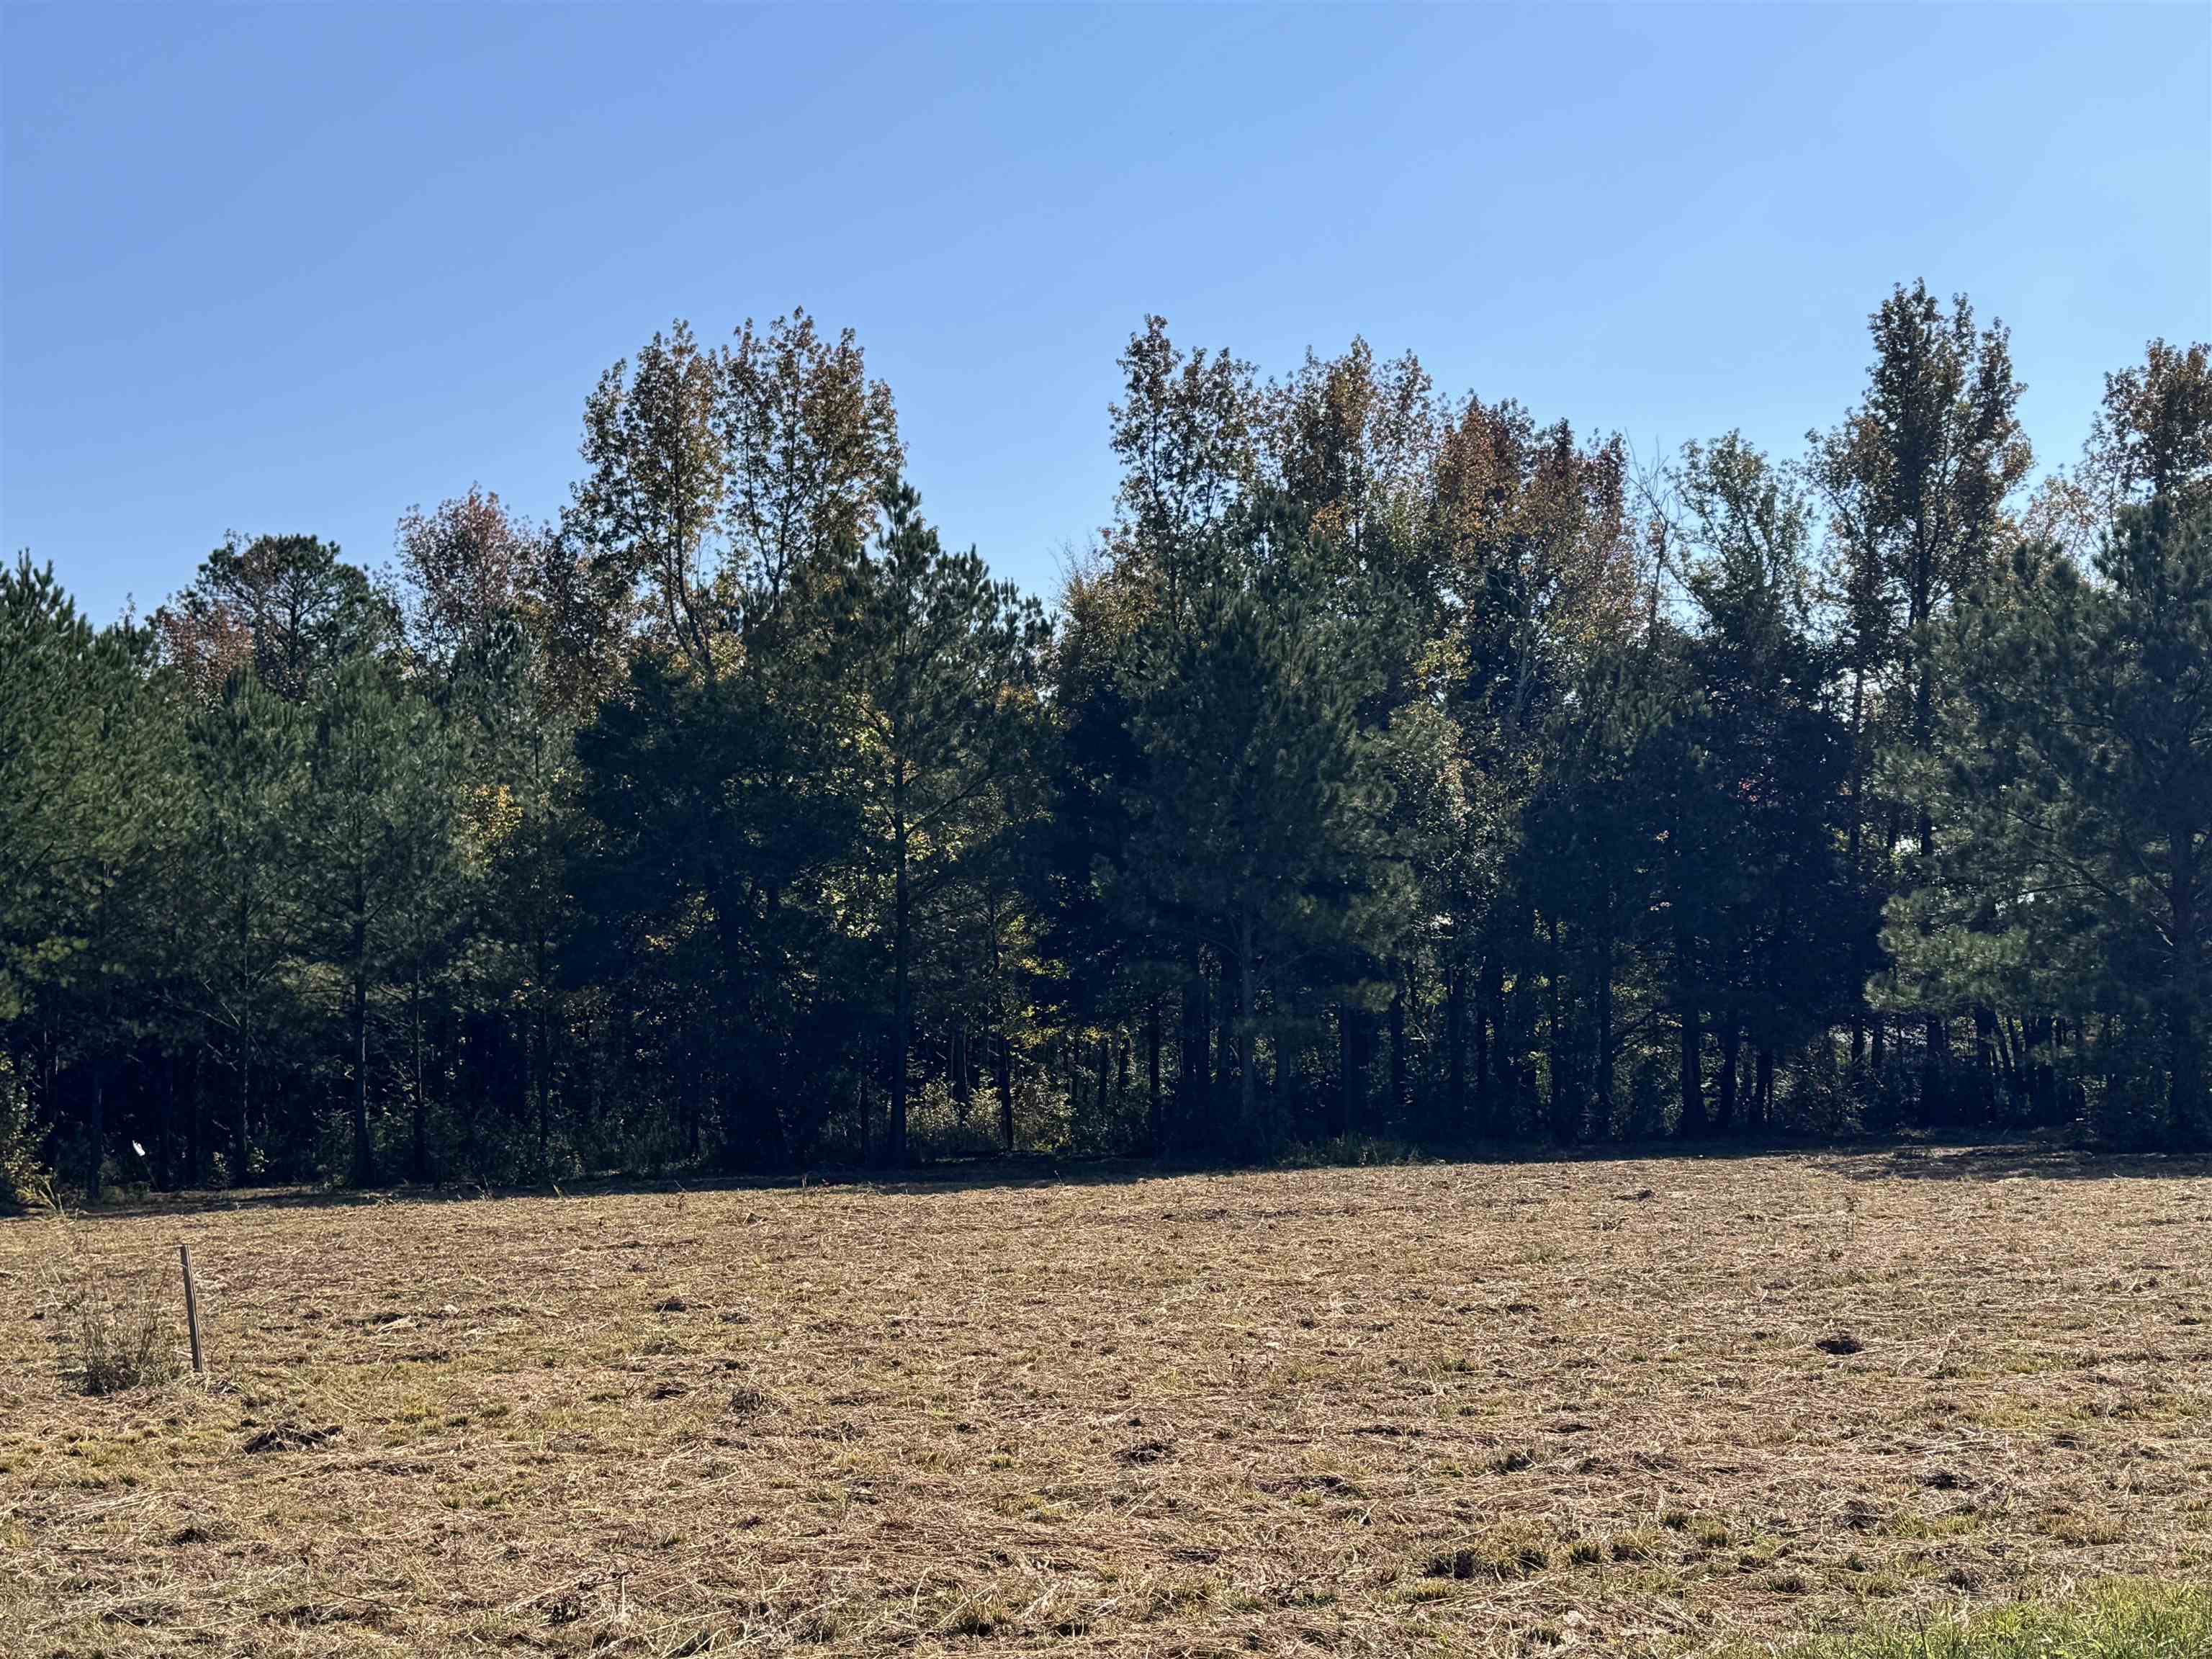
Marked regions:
[2,1148,2209,1657]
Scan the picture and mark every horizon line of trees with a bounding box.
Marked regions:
[4,289,2208,1200]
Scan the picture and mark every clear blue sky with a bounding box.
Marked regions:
[4,3,2207,624]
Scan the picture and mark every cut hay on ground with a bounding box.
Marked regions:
[1,1147,2207,1655]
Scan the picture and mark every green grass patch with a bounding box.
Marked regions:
[1739,1582,2211,1658]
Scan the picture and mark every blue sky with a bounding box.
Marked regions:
[4,3,2207,623]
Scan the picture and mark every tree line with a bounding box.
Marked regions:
[4,290,2207,1199]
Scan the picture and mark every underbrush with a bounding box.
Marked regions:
[0,1058,50,1210]
[34,1192,187,1395]
[1277,1132,1428,1168]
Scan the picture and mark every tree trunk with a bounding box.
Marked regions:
[1388,972,1408,1127]
[1488,941,1521,1132]
[157,1048,176,1191]
[2100,1014,2118,1134]
[1213,958,1233,1107]
[890,791,912,1168]
[685,1051,702,1159]
[1545,917,1575,1143]
[410,964,428,1182]
[1337,1002,1362,1138]
[2028,1016,2057,1125]
[951,1017,971,1115]
[858,1039,873,1161]
[1972,1005,2000,1123]
[1923,1010,1951,1125]
[85,1063,104,1202]
[1475,956,1498,1135]
[1677,1004,1705,1138]
[1716,1023,1739,1135]
[1846,660,1868,1069]
[2169,1006,2204,1147]
[1180,953,1207,1130]
[533,930,552,1164]
[186,1046,203,1189]
[1146,996,1164,1156]
[1444,964,1466,1133]
[1237,930,1257,1143]
[351,881,373,1187]
[1594,940,1616,1137]
[2170,835,2205,1145]
[235,1040,251,1186]
[997,1027,1015,1153]
[233,889,251,1183]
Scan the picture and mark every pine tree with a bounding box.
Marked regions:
[1671,436,1858,1132]
[1892,499,2212,1145]
[156,533,400,704]
[1429,398,1636,1136]
[1815,282,2031,1116]
[0,557,182,1196]
[1043,318,1263,1150]
[1112,497,1403,1150]
[847,483,1049,1165]
[305,657,450,1183]
[179,670,308,1182]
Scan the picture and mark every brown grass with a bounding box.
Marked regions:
[36,1208,186,1397]
[1,1146,2208,1655]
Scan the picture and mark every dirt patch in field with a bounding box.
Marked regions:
[2,1148,2208,1655]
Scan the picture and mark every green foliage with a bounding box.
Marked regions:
[156,532,400,703]
[845,481,1051,1164]
[305,656,459,1183]
[0,556,185,1197]
[1113,495,1407,1147]
[1889,498,2212,1144]
[0,1054,48,1210]
[3,300,2206,1192]
[175,668,307,1180]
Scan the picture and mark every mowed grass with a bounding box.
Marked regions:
[1748,1581,2212,1658]
[1,1148,2208,1657]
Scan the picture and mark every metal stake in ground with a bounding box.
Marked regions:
[179,1241,204,1375]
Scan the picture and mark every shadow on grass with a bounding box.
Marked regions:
[36,1131,2209,1223]
[39,1153,1174,1221]
[1817,1141,2212,1184]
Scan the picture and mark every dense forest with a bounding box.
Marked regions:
[4,284,2208,1198]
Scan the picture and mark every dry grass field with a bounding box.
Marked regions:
[2,1147,2208,1658]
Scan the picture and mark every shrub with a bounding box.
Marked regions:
[1278,1133,1424,1169]
[40,1211,186,1395]
[0,1060,48,1212]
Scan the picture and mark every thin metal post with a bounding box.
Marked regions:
[179,1242,204,1376]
